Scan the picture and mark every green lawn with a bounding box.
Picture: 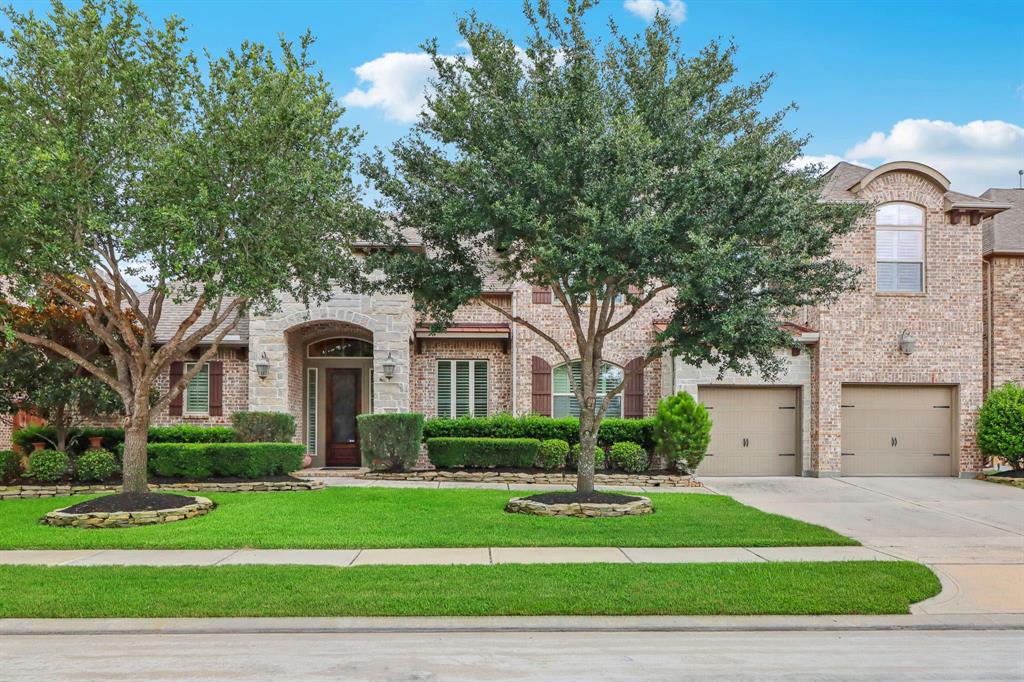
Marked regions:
[0,487,856,549]
[0,562,939,617]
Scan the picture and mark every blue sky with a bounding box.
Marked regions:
[6,0,1024,193]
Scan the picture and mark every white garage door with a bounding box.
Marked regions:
[841,385,954,476]
[697,387,800,476]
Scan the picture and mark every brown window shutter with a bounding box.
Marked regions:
[532,286,552,304]
[169,361,184,416]
[531,356,552,416]
[208,361,224,417]
[624,357,644,419]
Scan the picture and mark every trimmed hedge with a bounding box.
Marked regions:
[147,443,305,479]
[427,437,540,469]
[231,412,297,443]
[0,450,21,484]
[12,424,237,455]
[27,449,70,482]
[609,441,649,473]
[536,439,569,470]
[75,449,118,482]
[569,443,606,471]
[358,413,424,471]
[423,415,655,449]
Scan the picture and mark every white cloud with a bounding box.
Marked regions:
[845,119,1024,194]
[623,0,687,24]
[342,52,437,123]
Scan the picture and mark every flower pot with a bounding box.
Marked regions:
[87,436,104,449]
[302,454,313,468]
[32,441,46,451]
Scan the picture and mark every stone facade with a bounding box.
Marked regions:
[983,255,1024,391]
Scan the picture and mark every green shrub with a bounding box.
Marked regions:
[426,437,540,469]
[608,441,649,473]
[147,443,304,479]
[148,425,237,444]
[978,382,1024,469]
[653,391,712,472]
[0,449,22,483]
[358,413,425,471]
[75,449,118,482]
[231,412,296,443]
[12,424,236,455]
[422,414,655,448]
[26,449,70,482]
[569,440,598,466]
[536,439,569,469]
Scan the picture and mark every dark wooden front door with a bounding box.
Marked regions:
[326,368,361,466]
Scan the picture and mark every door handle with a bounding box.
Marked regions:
[742,437,749,447]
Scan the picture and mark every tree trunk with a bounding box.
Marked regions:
[121,408,150,494]
[577,408,598,494]
[53,405,69,453]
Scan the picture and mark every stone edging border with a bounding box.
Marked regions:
[985,475,1023,485]
[359,470,700,487]
[505,495,654,517]
[0,479,325,500]
[43,496,215,528]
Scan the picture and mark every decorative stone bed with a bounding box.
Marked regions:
[43,495,214,528]
[1,479,324,500]
[359,470,700,487]
[505,492,654,517]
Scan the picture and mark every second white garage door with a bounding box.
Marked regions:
[697,386,800,476]
[841,385,955,476]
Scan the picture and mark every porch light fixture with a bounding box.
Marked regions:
[381,351,396,381]
[898,330,916,355]
[255,352,270,379]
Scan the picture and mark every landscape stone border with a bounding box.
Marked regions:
[43,496,215,528]
[985,475,1023,487]
[0,479,324,500]
[359,470,700,488]
[505,495,654,517]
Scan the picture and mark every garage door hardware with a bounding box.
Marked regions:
[933,405,951,409]
[778,453,796,457]
[778,406,796,410]
[841,452,855,456]
[891,437,898,447]
[932,453,950,457]
[841,404,855,408]
[742,438,749,447]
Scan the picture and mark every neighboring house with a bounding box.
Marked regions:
[980,188,1024,392]
[4,161,1017,478]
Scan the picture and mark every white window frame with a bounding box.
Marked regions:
[552,361,623,419]
[876,202,925,294]
[436,359,488,418]
[182,362,210,416]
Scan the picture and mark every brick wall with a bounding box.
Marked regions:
[411,339,513,417]
[811,170,984,474]
[985,255,1024,390]
[150,347,249,427]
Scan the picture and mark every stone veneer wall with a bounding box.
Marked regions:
[985,255,1024,391]
[812,170,984,474]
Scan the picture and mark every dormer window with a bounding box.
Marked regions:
[876,202,925,293]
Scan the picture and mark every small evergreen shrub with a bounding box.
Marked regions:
[0,449,22,483]
[536,439,569,470]
[608,441,649,473]
[358,413,425,471]
[426,437,540,469]
[75,449,118,482]
[653,391,712,472]
[569,443,605,470]
[978,382,1024,470]
[231,412,296,443]
[147,443,304,479]
[27,449,70,482]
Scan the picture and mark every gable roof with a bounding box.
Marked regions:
[980,188,1024,255]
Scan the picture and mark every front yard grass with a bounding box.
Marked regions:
[0,487,856,549]
[0,562,939,617]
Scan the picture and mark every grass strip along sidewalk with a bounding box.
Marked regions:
[0,562,939,617]
[0,488,855,549]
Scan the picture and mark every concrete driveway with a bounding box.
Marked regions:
[703,477,1024,615]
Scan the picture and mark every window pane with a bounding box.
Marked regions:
[552,364,569,394]
[306,369,317,454]
[875,204,900,226]
[896,231,923,260]
[876,230,899,260]
[876,203,923,226]
[597,363,623,393]
[185,364,209,414]
[436,362,451,418]
[877,262,898,292]
[552,394,581,418]
[600,395,622,418]
[455,361,471,417]
[473,361,488,417]
[896,263,923,292]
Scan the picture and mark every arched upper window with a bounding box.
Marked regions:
[875,202,924,293]
[552,361,623,419]
[307,337,374,358]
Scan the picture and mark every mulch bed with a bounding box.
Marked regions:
[989,469,1024,479]
[60,493,199,514]
[521,491,642,505]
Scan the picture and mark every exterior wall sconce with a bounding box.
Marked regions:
[381,351,396,380]
[898,330,916,355]
[255,351,270,379]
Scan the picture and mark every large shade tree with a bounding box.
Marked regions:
[362,0,867,495]
[0,0,367,493]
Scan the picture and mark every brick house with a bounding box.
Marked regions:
[980,188,1024,392]
[3,160,1017,478]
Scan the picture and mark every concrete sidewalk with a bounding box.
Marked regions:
[0,545,897,567]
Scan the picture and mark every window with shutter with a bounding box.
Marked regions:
[306,368,317,455]
[552,361,623,418]
[437,360,488,417]
[876,203,924,293]
[183,362,210,415]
